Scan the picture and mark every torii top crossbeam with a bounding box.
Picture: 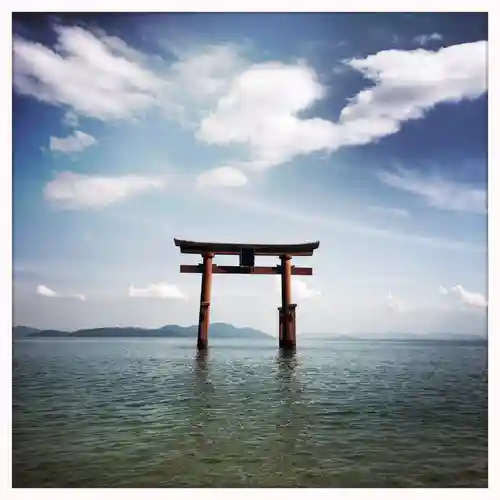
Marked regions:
[173,238,320,256]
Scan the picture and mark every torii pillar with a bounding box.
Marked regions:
[197,253,214,350]
[279,255,297,350]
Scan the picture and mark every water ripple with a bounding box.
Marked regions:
[13,338,487,487]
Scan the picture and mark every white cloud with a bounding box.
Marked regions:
[162,43,247,124]
[196,166,248,188]
[13,25,164,121]
[386,292,403,313]
[13,25,245,126]
[294,279,322,299]
[376,167,486,215]
[49,130,97,153]
[128,283,187,299]
[274,276,321,300]
[198,62,337,169]
[36,284,86,301]
[368,205,410,218]
[197,41,486,171]
[36,284,58,298]
[63,110,79,127]
[14,25,486,174]
[339,41,486,146]
[44,171,165,209]
[414,33,443,46]
[440,284,487,309]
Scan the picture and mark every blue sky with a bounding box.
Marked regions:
[12,12,488,335]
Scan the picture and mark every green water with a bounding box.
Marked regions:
[13,337,487,487]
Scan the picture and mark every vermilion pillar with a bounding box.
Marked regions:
[278,306,284,346]
[197,253,214,350]
[279,255,295,349]
[289,304,297,346]
[279,304,297,349]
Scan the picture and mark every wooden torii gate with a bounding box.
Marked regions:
[174,239,320,350]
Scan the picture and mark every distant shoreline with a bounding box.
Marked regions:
[309,337,487,343]
[12,323,273,340]
[13,325,486,342]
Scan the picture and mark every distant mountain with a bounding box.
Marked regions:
[13,325,485,342]
[13,323,271,339]
[12,326,40,338]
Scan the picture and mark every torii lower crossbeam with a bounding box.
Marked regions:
[180,264,313,275]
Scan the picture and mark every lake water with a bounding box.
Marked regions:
[12,337,488,488]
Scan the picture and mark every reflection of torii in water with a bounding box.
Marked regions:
[174,239,320,350]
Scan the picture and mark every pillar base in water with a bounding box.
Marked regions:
[278,303,297,349]
[197,301,210,350]
[197,338,209,350]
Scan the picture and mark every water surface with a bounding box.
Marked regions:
[13,338,487,487]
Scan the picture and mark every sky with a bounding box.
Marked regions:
[12,12,488,336]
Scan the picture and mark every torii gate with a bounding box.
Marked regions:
[174,239,320,350]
